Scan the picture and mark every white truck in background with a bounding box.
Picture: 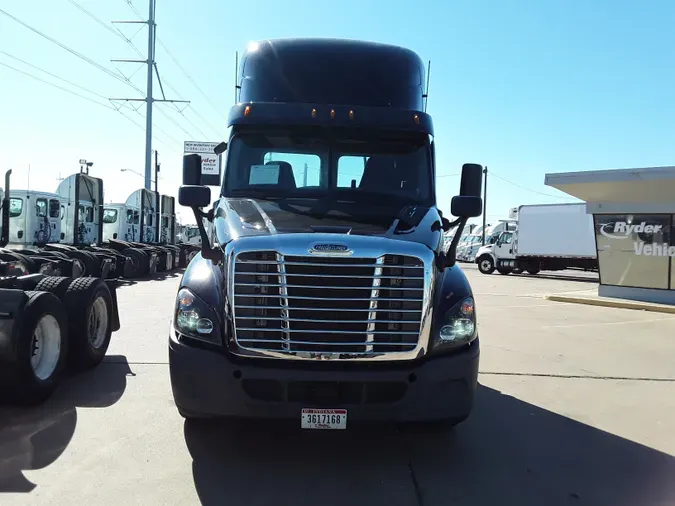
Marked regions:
[481,203,597,275]
[459,220,516,263]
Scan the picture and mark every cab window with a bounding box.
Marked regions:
[49,199,60,218]
[103,209,118,224]
[9,198,23,217]
[36,198,48,217]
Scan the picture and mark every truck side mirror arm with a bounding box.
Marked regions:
[189,206,223,265]
[437,216,468,270]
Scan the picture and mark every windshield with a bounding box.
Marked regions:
[184,226,200,239]
[103,209,118,223]
[223,130,433,205]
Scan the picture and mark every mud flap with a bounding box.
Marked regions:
[0,289,27,365]
[104,280,121,332]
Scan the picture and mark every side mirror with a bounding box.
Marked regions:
[183,154,202,186]
[214,142,227,156]
[441,163,485,270]
[178,185,210,208]
[459,163,483,197]
[451,196,482,218]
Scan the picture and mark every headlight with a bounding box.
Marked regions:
[433,297,477,350]
[174,287,220,344]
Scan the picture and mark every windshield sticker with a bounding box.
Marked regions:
[249,164,280,185]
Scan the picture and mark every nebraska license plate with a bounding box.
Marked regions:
[301,408,347,430]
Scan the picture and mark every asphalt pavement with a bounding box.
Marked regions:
[1,264,674,506]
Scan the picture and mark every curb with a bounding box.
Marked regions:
[544,294,675,314]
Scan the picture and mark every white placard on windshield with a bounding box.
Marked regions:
[249,164,280,185]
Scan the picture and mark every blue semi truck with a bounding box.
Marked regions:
[169,38,484,429]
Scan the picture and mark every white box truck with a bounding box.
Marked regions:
[489,203,597,275]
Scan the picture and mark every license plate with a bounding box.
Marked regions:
[301,408,347,430]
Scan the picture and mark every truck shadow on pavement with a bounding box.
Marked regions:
[115,269,184,288]
[184,383,674,506]
[0,356,133,493]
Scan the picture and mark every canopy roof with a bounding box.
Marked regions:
[544,166,675,203]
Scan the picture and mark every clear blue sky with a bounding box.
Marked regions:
[1,0,674,225]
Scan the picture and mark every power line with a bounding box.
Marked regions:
[0,50,110,101]
[0,60,115,110]
[437,173,460,178]
[66,0,216,141]
[0,55,180,152]
[0,7,141,92]
[65,0,143,58]
[123,0,224,120]
[489,170,570,199]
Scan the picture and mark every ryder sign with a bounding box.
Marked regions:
[184,141,221,186]
[600,220,675,257]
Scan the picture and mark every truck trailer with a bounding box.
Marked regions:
[169,38,484,430]
[490,203,597,275]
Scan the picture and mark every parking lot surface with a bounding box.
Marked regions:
[1,265,674,505]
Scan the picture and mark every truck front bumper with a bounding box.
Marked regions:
[169,333,480,423]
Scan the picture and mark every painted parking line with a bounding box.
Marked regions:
[542,317,675,329]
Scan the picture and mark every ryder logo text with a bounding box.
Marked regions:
[600,221,675,257]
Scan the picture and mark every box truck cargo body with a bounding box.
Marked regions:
[491,203,598,274]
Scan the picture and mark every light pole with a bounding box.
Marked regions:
[79,159,94,174]
[121,168,159,192]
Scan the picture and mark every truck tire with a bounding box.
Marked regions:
[526,268,540,275]
[2,291,68,405]
[121,247,149,277]
[497,267,511,275]
[67,250,101,277]
[477,255,495,275]
[34,276,72,300]
[63,277,114,371]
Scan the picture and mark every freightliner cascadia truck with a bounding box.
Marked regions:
[170,38,484,430]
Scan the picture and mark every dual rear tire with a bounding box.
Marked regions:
[1,277,114,405]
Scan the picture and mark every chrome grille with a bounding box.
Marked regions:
[232,251,425,356]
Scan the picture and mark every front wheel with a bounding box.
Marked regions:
[477,256,495,275]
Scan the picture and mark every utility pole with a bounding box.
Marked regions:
[482,166,488,245]
[302,162,308,187]
[110,0,189,190]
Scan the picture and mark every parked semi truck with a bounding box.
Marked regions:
[0,177,121,405]
[170,38,484,430]
[459,220,516,263]
[487,203,597,275]
[0,168,193,278]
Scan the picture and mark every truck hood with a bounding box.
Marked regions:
[213,198,445,251]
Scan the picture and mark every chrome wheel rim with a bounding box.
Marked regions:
[88,297,109,348]
[31,315,61,380]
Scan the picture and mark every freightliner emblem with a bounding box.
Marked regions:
[308,243,353,256]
